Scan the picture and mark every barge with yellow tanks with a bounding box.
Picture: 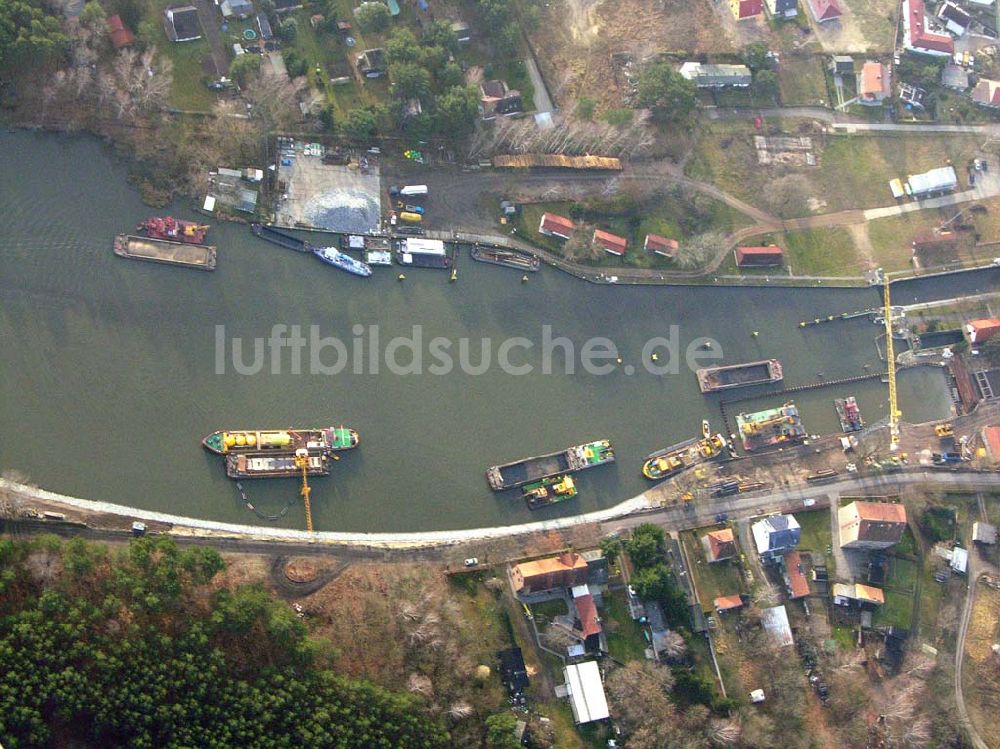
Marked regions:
[202,427,359,455]
[735,402,806,453]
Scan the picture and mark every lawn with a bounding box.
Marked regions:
[146,0,219,111]
[839,0,900,50]
[718,226,860,277]
[874,589,914,629]
[885,557,919,593]
[794,509,833,568]
[530,598,568,621]
[779,55,831,107]
[604,590,649,663]
[682,530,743,605]
[831,623,857,650]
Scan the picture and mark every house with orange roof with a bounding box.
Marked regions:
[965,318,1000,344]
[782,550,811,599]
[593,229,628,256]
[838,501,908,549]
[538,212,576,240]
[859,61,890,106]
[714,595,745,612]
[833,582,885,606]
[511,552,589,594]
[702,528,738,562]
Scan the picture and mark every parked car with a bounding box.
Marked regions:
[463,557,479,567]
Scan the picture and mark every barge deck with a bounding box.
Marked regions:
[471,246,540,272]
[113,234,216,271]
[225,450,330,479]
[251,223,313,252]
[486,439,614,491]
[697,359,782,393]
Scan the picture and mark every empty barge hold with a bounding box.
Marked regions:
[486,439,615,491]
[735,402,806,452]
[834,396,864,433]
[202,427,359,455]
[113,234,216,271]
[226,450,330,479]
[696,359,782,393]
[522,474,577,510]
[251,223,313,252]
[471,246,541,272]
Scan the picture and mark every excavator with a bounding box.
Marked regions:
[740,412,794,436]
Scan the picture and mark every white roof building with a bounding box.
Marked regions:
[761,605,794,647]
[950,546,968,574]
[563,661,609,724]
[906,166,958,197]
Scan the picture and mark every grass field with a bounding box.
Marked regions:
[886,557,919,593]
[794,510,833,569]
[682,530,743,605]
[604,590,649,663]
[839,0,899,49]
[874,588,914,629]
[778,56,830,107]
[719,226,860,276]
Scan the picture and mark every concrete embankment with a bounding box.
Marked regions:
[0,478,654,548]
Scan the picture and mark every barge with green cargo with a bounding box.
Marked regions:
[486,439,615,491]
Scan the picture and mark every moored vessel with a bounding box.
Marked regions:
[696,359,783,393]
[834,396,864,432]
[735,402,806,452]
[522,475,577,509]
[137,216,209,244]
[641,429,729,481]
[471,246,541,272]
[226,450,330,479]
[113,234,216,271]
[251,223,313,252]
[202,426,359,455]
[313,246,373,277]
[486,439,614,491]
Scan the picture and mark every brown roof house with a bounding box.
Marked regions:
[714,595,744,612]
[644,233,679,258]
[808,0,842,22]
[966,318,1000,345]
[593,229,628,256]
[480,80,523,119]
[839,501,908,549]
[782,550,810,599]
[702,528,738,562]
[511,552,589,594]
[859,61,890,105]
[735,245,784,267]
[538,212,575,240]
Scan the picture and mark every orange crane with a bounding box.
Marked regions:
[294,448,313,533]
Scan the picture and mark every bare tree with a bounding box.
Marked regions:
[677,231,727,270]
[244,68,306,133]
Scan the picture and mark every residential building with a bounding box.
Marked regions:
[256,12,273,40]
[752,514,801,560]
[761,605,794,647]
[572,585,603,652]
[832,582,885,606]
[838,501,908,550]
[357,48,387,78]
[808,0,842,23]
[644,233,679,258]
[905,166,958,197]
[678,62,752,88]
[480,79,523,119]
[973,77,1000,107]
[782,550,810,599]
[859,61,890,105]
[511,552,589,594]
[563,661,609,724]
[973,521,998,545]
[538,212,576,240]
[731,0,763,19]
[941,63,970,90]
[830,55,854,74]
[966,318,1000,344]
[220,0,254,19]
[735,245,784,267]
[936,1,971,35]
[107,15,136,48]
[163,6,202,42]
[902,0,955,56]
[765,0,798,17]
[714,595,745,612]
[593,229,628,256]
[951,546,969,574]
[702,528,738,562]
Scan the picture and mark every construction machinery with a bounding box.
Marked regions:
[934,423,954,438]
[740,412,793,436]
[882,272,901,451]
[294,448,314,533]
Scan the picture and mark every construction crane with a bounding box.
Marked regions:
[294,448,314,533]
[882,272,901,452]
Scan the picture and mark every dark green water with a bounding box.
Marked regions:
[0,132,987,531]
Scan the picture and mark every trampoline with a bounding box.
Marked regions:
[243,28,257,40]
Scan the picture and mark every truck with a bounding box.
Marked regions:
[389,185,428,197]
[932,452,963,465]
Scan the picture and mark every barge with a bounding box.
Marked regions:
[471,246,541,272]
[202,427,359,455]
[113,234,216,271]
[834,396,863,433]
[735,402,806,453]
[696,359,782,393]
[137,216,209,244]
[225,450,330,479]
[522,475,577,510]
[641,421,730,480]
[486,439,614,491]
[251,223,313,253]
[395,250,452,269]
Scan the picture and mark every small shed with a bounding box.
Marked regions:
[538,212,575,240]
[941,63,970,91]
[950,546,968,574]
[714,594,744,612]
[973,521,997,545]
[735,245,784,267]
[644,233,679,258]
[164,6,202,42]
[830,55,854,75]
[593,229,628,256]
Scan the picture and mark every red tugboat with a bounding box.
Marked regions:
[137,216,210,244]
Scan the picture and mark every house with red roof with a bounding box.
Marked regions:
[644,233,679,258]
[972,78,1000,108]
[735,245,784,267]
[593,229,627,256]
[903,0,954,56]
[782,551,810,599]
[838,501,908,550]
[702,528,738,562]
[714,595,745,612]
[966,318,1000,344]
[107,15,136,48]
[731,0,763,19]
[538,212,576,240]
[859,61,890,105]
[808,0,842,22]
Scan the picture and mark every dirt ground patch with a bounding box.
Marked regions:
[804,0,898,53]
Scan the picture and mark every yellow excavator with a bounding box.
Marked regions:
[294,448,314,533]
[740,413,793,436]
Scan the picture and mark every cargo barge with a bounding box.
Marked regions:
[641,421,730,480]
[486,439,614,491]
[522,475,577,510]
[834,396,863,432]
[137,216,210,244]
[225,450,330,479]
[202,426,359,455]
[735,402,806,453]
[696,359,782,393]
[471,246,541,272]
[113,234,217,271]
[395,250,452,269]
[251,223,313,253]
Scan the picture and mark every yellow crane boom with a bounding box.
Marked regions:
[294,449,314,533]
[883,273,901,451]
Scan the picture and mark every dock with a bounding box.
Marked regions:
[113,234,216,271]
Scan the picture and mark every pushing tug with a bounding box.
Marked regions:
[137,216,210,244]
[202,427,359,455]
[486,439,615,491]
[834,396,864,433]
[641,419,730,480]
[521,475,577,509]
[735,402,806,452]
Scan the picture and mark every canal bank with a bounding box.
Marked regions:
[0,131,994,532]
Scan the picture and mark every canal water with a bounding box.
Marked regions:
[0,132,993,531]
